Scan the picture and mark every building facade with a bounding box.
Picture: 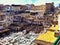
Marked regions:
[45,2,55,14]
[30,5,46,13]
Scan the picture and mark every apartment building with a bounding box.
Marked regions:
[3,5,14,15]
[30,5,46,13]
[45,2,55,14]
[0,4,4,11]
[59,4,60,7]
[12,5,21,11]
